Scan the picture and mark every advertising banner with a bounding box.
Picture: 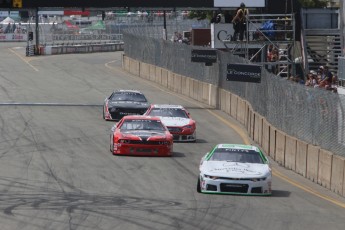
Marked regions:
[0,33,27,41]
[214,0,265,7]
[191,49,217,63]
[226,63,262,83]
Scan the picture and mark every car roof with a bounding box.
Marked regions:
[151,104,184,109]
[122,115,161,120]
[216,144,259,151]
[114,89,143,94]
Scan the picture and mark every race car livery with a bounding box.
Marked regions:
[110,115,173,156]
[144,104,196,142]
[197,144,272,195]
[103,90,149,121]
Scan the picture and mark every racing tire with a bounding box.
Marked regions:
[197,177,201,193]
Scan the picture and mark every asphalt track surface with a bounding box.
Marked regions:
[1,42,345,230]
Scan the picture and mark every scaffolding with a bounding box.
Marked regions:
[222,13,296,77]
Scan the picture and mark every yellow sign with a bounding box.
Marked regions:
[13,0,22,8]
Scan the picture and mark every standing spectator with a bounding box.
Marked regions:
[232,2,249,41]
[319,66,333,89]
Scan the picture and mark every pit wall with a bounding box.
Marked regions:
[123,55,345,198]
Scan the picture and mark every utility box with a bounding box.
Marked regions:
[191,28,211,46]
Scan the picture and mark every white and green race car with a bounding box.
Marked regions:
[197,144,272,195]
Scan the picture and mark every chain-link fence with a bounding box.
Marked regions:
[124,29,345,157]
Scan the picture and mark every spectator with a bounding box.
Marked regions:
[232,2,249,41]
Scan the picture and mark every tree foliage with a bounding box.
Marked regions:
[298,0,328,7]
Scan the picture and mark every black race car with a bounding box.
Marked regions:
[103,90,149,121]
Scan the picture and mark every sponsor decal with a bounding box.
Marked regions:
[226,64,262,83]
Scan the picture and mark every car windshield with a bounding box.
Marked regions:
[209,148,264,164]
[110,92,147,102]
[148,108,188,118]
[120,119,166,131]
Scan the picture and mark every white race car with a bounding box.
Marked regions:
[144,104,196,142]
[198,144,272,195]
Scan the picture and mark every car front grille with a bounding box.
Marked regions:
[220,183,249,193]
[167,127,182,133]
[127,140,167,145]
[109,108,146,119]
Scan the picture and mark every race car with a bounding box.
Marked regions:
[144,104,196,142]
[197,144,272,195]
[110,115,173,156]
[103,90,149,121]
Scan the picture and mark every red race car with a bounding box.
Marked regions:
[110,115,173,156]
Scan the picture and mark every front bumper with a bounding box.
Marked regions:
[113,143,172,156]
[200,176,272,196]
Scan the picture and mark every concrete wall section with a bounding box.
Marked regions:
[230,94,238,119]
[253,113,263,145]
[174,74,182,94]
[275,130,286,165]
[331,155,345,196]
[285,135,297,170]
[209,84,218,107]
[149,64,156,82]
[236,98,246,125]
[225,91,231,115]
[161,69,168,88]
[220,89,226,112]
[167,71,174,91]
[140,62,150,79]
[296,140,308,177]
[155,67,162,84]
[123,55,130,72]
[306,145,320,183]
[261,119,270,154]
[318,149,333,189]
[269,126,276,159]
[129,59,140,76]
[181,76,189,96]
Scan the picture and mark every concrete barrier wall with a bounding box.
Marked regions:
[285,135,297,170]
[307,145,320,183]
[331,155,345,196]
[237,98,246,125]
[140,62,150,79]
[318,150,333,189]
[124,56,345,198]
[253,113,263,145]
[296,140,308,177]
[269,126,276,159]
[275,130,286,165]
[230,94,238,119]
[262,118,270,154]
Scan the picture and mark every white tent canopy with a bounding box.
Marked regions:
[0,17,16,24]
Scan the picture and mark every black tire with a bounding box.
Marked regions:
[102,106,105,119]
[197,177,201,193]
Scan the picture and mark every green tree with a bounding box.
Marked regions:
[298,0,328,7]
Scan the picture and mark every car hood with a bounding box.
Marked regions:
[201,161,270,178]
[121,130,167,140]
[108,101,149,108]
[157,117,191,126]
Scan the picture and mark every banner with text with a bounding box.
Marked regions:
[226,63,262,83]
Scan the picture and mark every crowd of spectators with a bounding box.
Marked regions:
[289,65,338,93]
[0,23,25,34]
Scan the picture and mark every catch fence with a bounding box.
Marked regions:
[124,28,345,157]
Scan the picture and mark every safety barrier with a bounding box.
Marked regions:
[123,54,345,198]
[41,43,124,55]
